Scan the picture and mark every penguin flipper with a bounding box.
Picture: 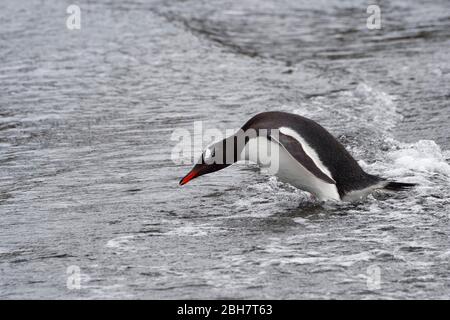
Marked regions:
[271,132,336,185]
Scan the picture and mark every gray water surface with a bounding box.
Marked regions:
[0,0,449,299]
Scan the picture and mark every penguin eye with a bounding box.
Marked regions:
[203,147,215,163]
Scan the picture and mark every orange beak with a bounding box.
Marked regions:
[179,169,199,186]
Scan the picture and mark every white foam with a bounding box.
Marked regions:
[387,140,450,176]
[437,250,450,260]
[267,252,373,268]
[362,139,450,184]
[229,176,312,217]
[164,223,216,237]
[293,217,308,225]
[347,83,401,130]
[106,235,135,250]
[294,82,401,131]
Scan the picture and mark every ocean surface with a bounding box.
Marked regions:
[0,0,449,299]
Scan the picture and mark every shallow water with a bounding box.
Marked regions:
[0,0,449,299]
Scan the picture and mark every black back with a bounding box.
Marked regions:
[241,111,380,197]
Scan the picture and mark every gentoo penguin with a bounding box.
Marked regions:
[179,111,415,202]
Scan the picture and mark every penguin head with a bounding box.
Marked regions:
[179,139,233,186]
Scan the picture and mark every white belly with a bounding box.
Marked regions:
[240,137,340,201]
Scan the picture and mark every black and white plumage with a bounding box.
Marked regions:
[180,111,415,201]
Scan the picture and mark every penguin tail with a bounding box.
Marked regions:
[383,181,417,191]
